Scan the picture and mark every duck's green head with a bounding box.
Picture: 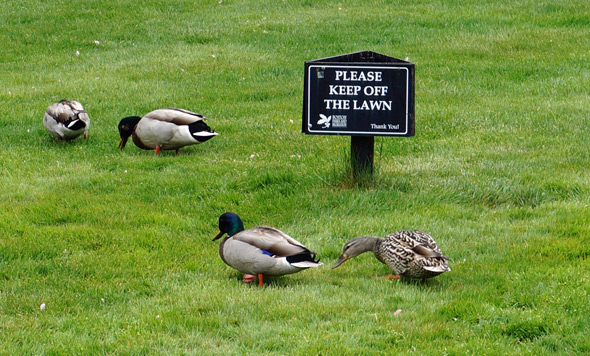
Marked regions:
[117,116,142,150]
[212,212,245,241]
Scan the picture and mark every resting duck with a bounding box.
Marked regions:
[333,231,450,281]
[43,100,90,141]
[117,108,218,155]
[212,212,323,286]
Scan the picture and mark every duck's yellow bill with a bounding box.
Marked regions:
[212,230,224,241]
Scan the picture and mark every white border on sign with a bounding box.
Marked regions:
[307,65,410,135]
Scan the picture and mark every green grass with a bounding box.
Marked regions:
[1,0,589,354]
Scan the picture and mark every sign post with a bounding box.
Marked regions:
[351,135,375,175]
[302,51,415,178]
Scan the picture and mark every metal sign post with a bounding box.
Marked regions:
[302,51,415,178]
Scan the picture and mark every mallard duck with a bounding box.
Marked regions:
[43,100,90,141]
[333,231,450,280]
[117,108,218,155]
[212,212,323,286]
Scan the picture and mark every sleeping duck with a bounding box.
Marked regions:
[43,100,90,141]
[333,231,450,281]
[117,108,218,155]
[212,212,323,286]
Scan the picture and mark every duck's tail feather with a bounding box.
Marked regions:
[423,265,451,273]
[286,252,323,268]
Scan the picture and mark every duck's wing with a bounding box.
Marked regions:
[76,108,90,126]
[387,231,449,260]
[46,100,86,124]
[411,244,447,259]
[408,231,441,249]
[232,226,313,257]
[143,108,210,125]
[391,231,439,251]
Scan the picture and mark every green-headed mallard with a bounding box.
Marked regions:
[212,212,323,286]
[43,100,90,141]
[117,108,217,155]
[333,231,450,280]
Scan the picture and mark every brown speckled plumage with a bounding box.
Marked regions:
[333,231,450,280]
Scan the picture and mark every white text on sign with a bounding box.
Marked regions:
[334,71,383,82]
[329,85,388,96]
[325,70,392,111]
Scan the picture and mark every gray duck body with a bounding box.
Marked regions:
[218,226,321,276]
[117,108,217,154]
[213,212,322,286]
[43,100,90,140]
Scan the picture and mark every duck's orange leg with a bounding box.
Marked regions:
[387,274,400,280]
[258,273,264,287]
[155,146,161,155]
[243,274,265,286]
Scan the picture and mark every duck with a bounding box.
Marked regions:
[212,212,323,286]
[43,100,90,141]
[117,108,218,155]
[332,230,450,281]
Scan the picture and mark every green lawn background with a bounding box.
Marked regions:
[1,0,589,355]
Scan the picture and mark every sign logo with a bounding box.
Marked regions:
[318,114,331,128]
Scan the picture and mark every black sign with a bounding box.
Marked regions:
[302,51,414,137]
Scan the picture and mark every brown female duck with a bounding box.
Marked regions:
[333,231,450,281]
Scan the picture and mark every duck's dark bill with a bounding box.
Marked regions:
[118,138,127,149]
[332,255,348,269]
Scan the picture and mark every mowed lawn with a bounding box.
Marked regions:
[1,0,589,355]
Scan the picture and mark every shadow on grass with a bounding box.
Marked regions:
[225,274,313,289]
